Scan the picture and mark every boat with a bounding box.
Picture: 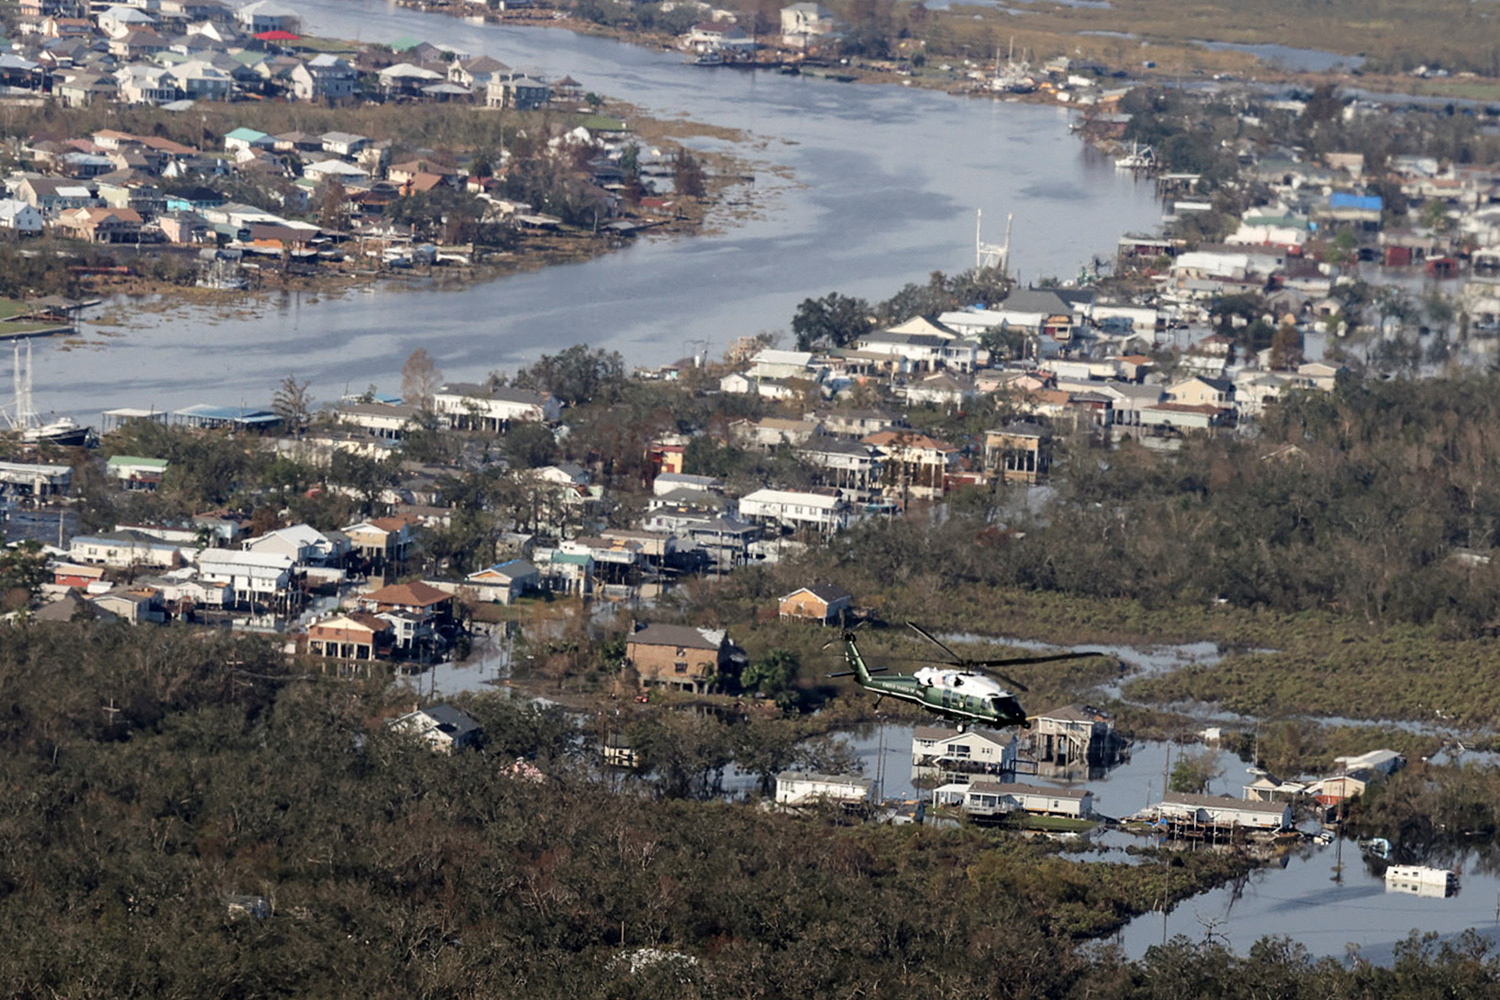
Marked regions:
[23,416,89,447]
[688,52,723,66]
[7,341,91,447]
[1115,142,1155,171]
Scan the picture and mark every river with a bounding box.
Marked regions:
[32,0,1162,419]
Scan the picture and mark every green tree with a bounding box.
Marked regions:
[0,540,47,610]
[513,344,626,407]
[791,292,874,351]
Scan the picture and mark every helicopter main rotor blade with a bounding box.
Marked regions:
[906,621,964,664]
[978,670,1029,693]
[968,651,1106,669]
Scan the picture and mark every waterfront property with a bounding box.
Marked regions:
[775,771,874,807]
[624,622,738,693]
[1153,792,1292,836]
[961,781,1095,820]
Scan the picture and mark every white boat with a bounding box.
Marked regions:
[1115,142,1154,170]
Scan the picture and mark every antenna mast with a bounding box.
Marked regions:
[976,209,1013,276]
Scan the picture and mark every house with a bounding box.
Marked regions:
[1031,704,1124,769]
[223,126,275,154]
[290,54,357,102]
[342,517,414,568]
[963,781,1094,819]
[984,424,1051,484]
[105,455,169,490]
[333,400,421,438]
[357,580,452,617]
[775,771,873,806]
[1166,376,1234,408]
[69,530,182,569]
[53,206,142,243]
[862,431,959,501]
[464,559,540,604]
[431,383,562,429]
[798,436,883,496]
[912,726,1017,785]
[235,0,300,34]
[780,2,836,48]
[195,547,295,607]
[92,587,166,624]
[1155,792,1292,833]
[487,75,550,110]
[53,562,107,589]
[682,21,750,55]
[778,583,852,623]
[739,487,852,533]
[244,523,345,567]
[625,622,736,693]
[320,131,371,157]
[15,177,96,215]
[0,199,44,234]
[306,611,394,661]
[387,703,482,753]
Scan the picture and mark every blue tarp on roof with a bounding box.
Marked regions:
[173,404,279,425]
[1329,192,1382,212]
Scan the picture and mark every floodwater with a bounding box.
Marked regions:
[1114,840,1500,964]
[848,725,1500,963]
[33,0,1161,419]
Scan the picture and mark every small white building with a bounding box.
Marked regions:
[963,781,1094,819]
[774,771,874,806]
[1156,792,1291,832]
[0,198,43,233]
[464,559,540,604]
[387,703,482,753]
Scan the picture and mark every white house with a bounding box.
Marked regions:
[69,530,183,569]
[0,198,43,233]
[431,383,563,429]
[243,523,346,566]
[235,0,300,34]
[739,487,852,533]
[911,726,1017,784]
[195,547,294,600]
[1156,792,1292,832]
[774,771,873,806]
[780,2,835,48]
[963,781,1095,819]
[387,703,482,753]
[464,559,540,604]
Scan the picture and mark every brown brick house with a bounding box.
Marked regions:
[625,622,737,693]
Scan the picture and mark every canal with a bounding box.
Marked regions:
[36,0,1162,418]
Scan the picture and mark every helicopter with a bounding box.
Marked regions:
[829,622,1104,730]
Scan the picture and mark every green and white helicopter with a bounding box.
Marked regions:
[830,622,1104,730]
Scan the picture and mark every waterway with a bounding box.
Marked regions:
[35,0,1162,419]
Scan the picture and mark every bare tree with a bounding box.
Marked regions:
[401,348,443,411]
[272,374,314,438]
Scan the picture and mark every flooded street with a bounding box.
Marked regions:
[34,0,1162,418]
